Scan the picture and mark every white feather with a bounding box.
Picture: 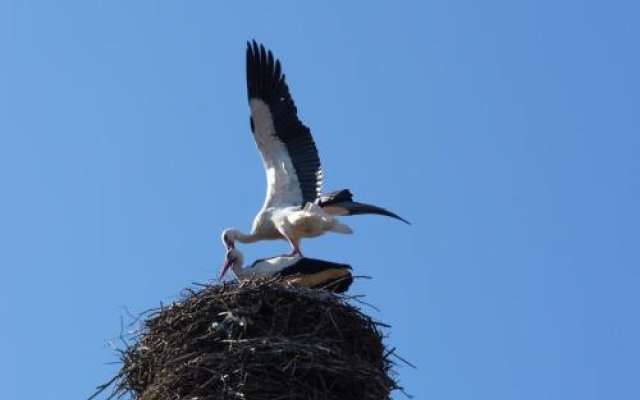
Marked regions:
[250,99,303,208]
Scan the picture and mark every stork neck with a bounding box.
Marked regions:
[234,231,261,244]
[231,252,245,279]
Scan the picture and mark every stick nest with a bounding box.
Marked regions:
[108,280,401,400]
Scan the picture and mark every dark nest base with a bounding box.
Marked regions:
[102,280,403,400]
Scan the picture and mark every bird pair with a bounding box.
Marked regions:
[218,41,408,287]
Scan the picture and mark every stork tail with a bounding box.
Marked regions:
[330,222,354,234]
[317,189,410,224]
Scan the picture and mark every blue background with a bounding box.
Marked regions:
[1,1,639,399]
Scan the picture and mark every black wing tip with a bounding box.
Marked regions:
[246,40,258,60]
[375,208,411,225]
[381,208,411,225]
[301,259,353,271]
[324,199,411,224]
[247,39,261,54]
[246,40,286,101]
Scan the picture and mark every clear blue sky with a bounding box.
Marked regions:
[1,1,639,399]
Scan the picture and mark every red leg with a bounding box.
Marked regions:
[284,237,303,257]
[286,245,303,257]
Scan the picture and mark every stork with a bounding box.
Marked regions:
[222,41,408,256]
[220,248,353,293]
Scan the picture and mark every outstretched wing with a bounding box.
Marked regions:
[246,40,323,208]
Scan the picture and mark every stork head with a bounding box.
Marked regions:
[220,247,243,280]
[221,228,239,250]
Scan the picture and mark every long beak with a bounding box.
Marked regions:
[219,257,233,280]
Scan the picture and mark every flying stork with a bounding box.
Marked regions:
[220,248,353,293]
[222,41,408,256]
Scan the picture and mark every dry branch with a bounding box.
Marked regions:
[98,279,403,400]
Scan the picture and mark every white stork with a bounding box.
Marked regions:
[222,41,408,256]
[220,248,353,293]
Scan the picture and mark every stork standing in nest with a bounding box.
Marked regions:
[222,41,408,256]
[221,248,353,293]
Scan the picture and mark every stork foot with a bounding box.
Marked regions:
[286,247,303,257]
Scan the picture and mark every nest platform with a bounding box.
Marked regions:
[102,280,401,400]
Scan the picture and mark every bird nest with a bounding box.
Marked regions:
[97,280,405,400]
